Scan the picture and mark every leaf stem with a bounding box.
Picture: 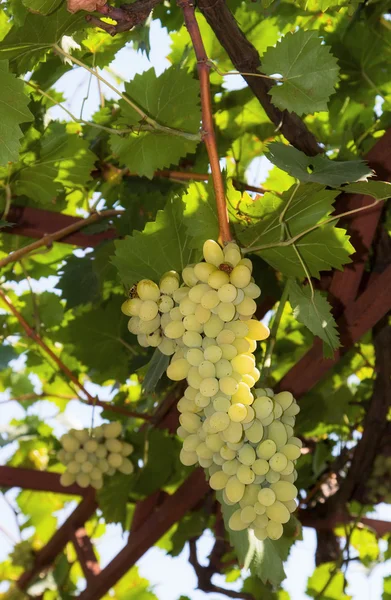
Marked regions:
[52,44,201,142]
[261,279,290,383]
[179,0,232,243]
[206,59,281,81]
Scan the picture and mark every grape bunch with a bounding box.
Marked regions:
[58,422,134,490]
[122,239,301,540]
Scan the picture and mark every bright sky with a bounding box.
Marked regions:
[1,16,391,600]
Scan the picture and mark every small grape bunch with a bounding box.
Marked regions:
[58,422,134,490]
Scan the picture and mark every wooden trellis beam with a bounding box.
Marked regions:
[71,527,101,582]
[0,466,88,496]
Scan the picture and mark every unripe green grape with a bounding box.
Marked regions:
[200,289,219,310]
[222,459,239,475]
[185,348,203,367]
[220,344,237,360]
[105,439,123,453]
[137,334,149,348]
[90,477,104,490]
[282,444,301,461]
[159,337,177,356]
[185,387,198,401]
[189,283,210,303]
[217,329,235,345]
[139,300,159,322]
[180,449,198,466]
[167,358,190,381]
[80,461,94,474]
[108,453,123,468]
[97,459,109,473]
[96,445,108,459]
[215,358,232,379]
[271,481,298,502]
[195,304,211,324]
[281,415,295,427]
[280,472,296,483]
[242,374,256,388]
[121,298,142,317]
[121,442,133,456]
[147,331,162,347]
[245,420,264,444]
[84,439,98,453]
[242,406,255,424]
[213,452,225,465]
[273,403,283,419]
[198,361,215,379]
[158,295,174,314]
[274,391,293,411]
[103,421,122,439]
[288,436,303,448]
[179,297,197,316]
[226,320,249,337]
[208,270,230,290]
[229,509,248,531]
[128,316,142,335]
[217,284,237,304]
[75,449,88,463]
[183,331,202,348]
[187,366,203,389]
[204,315,224,338]
[269,452,288,473]
[232,382,253,405]
[179,412,202,433]
[159,271,180,295]
[236,296,257,317]
[183,314,203,333]
[243,282,261,299]
[254,502,266,515]
[76,473,91,488]
[210,470,230,490]
[205,434,224,452]
[219,376,239,396]
[194,262,216,282]
[228,403,247,423]
[252,458,269,476]
[199,456,213,468]
[138,314,160,335]
[137,279,160,302]
[237,464,255,485]
[266,470,280,483]
[183,434,201,452]
[213,396,230,412]
[61,434,80,453]
[254,513,268,529]
[221,421,243,443]
[246,319,270,341]
[253,396,273,420]
[280,461,294,476]
[267,421,288,449]
[284,402,300,417]
[225,476,245,503]
[202,346,221,364]
[220,445,236,460]
[231,353,255,375]
[251,367,261,382]
[284,499,298,513]
[230,265,251,288]
[254,527,268,541]
[217,302,236,322]
[266,520,283,540]
[261,413,274,426]
[67,461,81,474]
[258,487,276,506]
[195,393,210,409]
[199,377,219,398]
[257,440,277,460]
[266,501,290,524]
[241,506,256,523]
[182,266,199,287]
[209,411,230,433]
[60,472,75,487]
[203,239,225,266]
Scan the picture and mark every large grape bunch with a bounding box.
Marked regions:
[122,240,301,540]
[58,422,134,490]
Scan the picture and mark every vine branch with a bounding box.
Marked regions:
[0,289,152,422]
[179,0,232,244]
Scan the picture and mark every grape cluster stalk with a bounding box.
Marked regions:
[58,422,134,490]
[122,240,302,540]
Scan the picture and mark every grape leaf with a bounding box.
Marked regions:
[267,142,373,186]
[262,30,340,116]
[113,196,200,288]
[22,0,62,15]
[0,345,18,368]
[142,349,170,394]
[306,563,350,599]
[383,576,391,600]
[182,181,219,250]
[57,255,101,309]
[239,184,354,278]
[342,180,391,200]
[0,6,87,72]
[14,123,96,204]
[0,60,33,164]
[110,67,201,179]
[288,279,340,358]
[97,472,132,528]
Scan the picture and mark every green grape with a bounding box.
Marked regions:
[184,386,198,401]
[195,304,211,324]
[282,444,301,460]
[253,527,268,541]
[96,445,108,459]
[261,413,274,426]
[90,467,102,480]
[266,501,290,524]
[137,334,148,348]
[284,402,300,417]
[267,421,288,449]
[179,448,198,466]
[196,442,213,460]
[252,458,269,476]
[251,367,261,383]
[199,377,219,397]
[280,461,294,476]
[147,331,162,347]
[273,402,283,419]
[237,464,255,484]
[158,295,174,314]
[75,449,88,463]
[232,338,250,354]
[165,320,185,340]
[245,420,264,444]
[217,302,236,322]
[254,502,266,515]
[107,467,116,476]
[61,434,80,453]
[269,452,288,473]
[179,297,197,317]
[213,396,230,412]
[159,271,180,295]
[67,461,81,474]
[208,269,230,290]
[60,472,75,487]
[266,470,281,483]
[220,445,236,460]
[243,282,261,299]
[194,261,217,282]
[199,456,213,468]
[253,513,268,529]
[225,476,245,503]
[284,499,298,513]
[241,505,256,523]
[245,319,270,341]
[253,396,273,420]
[266,520,283,540]
[167,358,190,381]
[280,472,296,483]
[232,382,253,405]
[201,289,220,310]
[182,266,199,287]
[220,344,237,360]
[183,434,201,451]
[227,441,243,451]
[84,439,98,453]
[228,403,247,422]
[215,358,232,378]
[258,488,276,506]
[187,366,203,389]
[139,300,159,322]
[219,376,239,396]
[221,421,243,443]
[204,315,224,337]
[281,415,295,427]
[128,316,142,335]
[179,412,202,433]
[186,348,203,367]
[204,345,223,363]
[238,445,256,466]
[183,331,202,348]
[274,391,293,411]
[242,374,255,388]
[198,361,216,379]
[103,422,122,439]
[121,298,142,316]
[224,242,241,260]
[236,297,257,317]
[218,283,237,303]
[238,484,259,508]
[288,436,303,448]
[226,321,249,337]
[284,424,294,439]
[106,439,123,453]
[98,459,109,473]
[57,449,67,462]
[209,411,230,432]
[108,453,123,468]
[76,473,91,488]
[137,279,160,302]
[138,314,160,335]
[233,288,245,306]
[189,283,210,303]
[195,393,210,408]
[217,329,235,344]
[229,265,251,288]
[205,434,224,452]
[119,457,135,475]
[81,462,93,474]
[222,459,239,475]
[257,439,277,460]
[213,452,225,465]
[229,509,248,531]
[210,470,230,490]
[203,239,225,266]
[202,336,215,349]
[231,353,255,375]
[271,481,298,502]
[183,315,203,333]
[242,405,255,424]
[90,478,104,490]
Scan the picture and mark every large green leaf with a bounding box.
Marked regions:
[97,472,132,528]
[261,30,339,116]
[22,0,62,15]
[182,180,219,250]
[110,67,201,178]
[306,563,350,599]
[113,196,200,288]
[342,180,391,200]
[289,279,340,358]
[267,143,372,186]
[239,184,354,278]
[0,60,33,164]
[14,123,96,204]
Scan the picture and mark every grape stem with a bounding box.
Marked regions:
[261,279,290,384]
[0,289,152,422]
[179,0,232,244]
